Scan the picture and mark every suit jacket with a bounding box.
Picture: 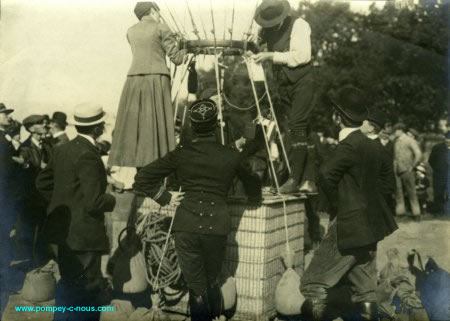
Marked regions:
[319,130,398,251]
[375,138,396,196]
[134,137,262,236]
[36,136,116,251]
[52,132,70,147]
[127,16,186,76]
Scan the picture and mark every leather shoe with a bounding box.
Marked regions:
[278,178,300,194]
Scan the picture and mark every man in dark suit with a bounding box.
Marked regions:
[0,103,23,319]
[36,103,116,321]
[300,86,398,321]
[361,109,396,215]
[134,99,262,321]
[49,111,70,147]
[16,114,53,266]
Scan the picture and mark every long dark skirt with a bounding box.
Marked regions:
[108,74,176,167]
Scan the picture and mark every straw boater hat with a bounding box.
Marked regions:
[71,103,107,126]
[254,0,291,28]
[329,85,368,124]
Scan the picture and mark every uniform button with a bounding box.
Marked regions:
[199,201,203,204]
[209,226,213,230]
[200,213,204,217]
[210,213,213,217]
[199,225,203,229]
[211,202,215,205]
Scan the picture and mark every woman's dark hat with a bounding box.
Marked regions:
[254,0,291,28]
[51,112,68,127]
[0,103,14,115]
[189,99,218,134]
[134,2,159,20]
[330,85,368,124]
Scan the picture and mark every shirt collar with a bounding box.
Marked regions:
[368,134,378,140]
[78,134,96,146]
[31,137,41,148]
[53,131,66,138]
[338,127,360,142]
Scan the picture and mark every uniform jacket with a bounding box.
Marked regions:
[36,136,116,251]
[134,137,262,236]
[127,16,186,76]
[319,130,398,251]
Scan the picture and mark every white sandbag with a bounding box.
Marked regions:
[221,276,237,310]
[22,268,56,303]
[275,267,304,316]
[110,249,148,294]
[100,299,135,321]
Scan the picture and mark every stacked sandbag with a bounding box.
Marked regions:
[100,300,135,321]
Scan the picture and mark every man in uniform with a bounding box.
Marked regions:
[251,0,316,194]
[36,103,116,321]
[134,99,262,321]
[300,86,398,321]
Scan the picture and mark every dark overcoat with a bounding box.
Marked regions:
[319,130,398,251]
[36,136,115,251]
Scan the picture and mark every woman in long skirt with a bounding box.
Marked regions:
[108,2,187,168]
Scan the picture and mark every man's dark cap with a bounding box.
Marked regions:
[367,108,386,128]
[0,103,14,115]
[23,115,46,130]
[189,99,218,134]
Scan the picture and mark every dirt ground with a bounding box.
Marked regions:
[3,215,449,321]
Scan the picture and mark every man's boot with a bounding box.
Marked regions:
[301,298,329,321]
[189,290,211,321]
[206,282,223,320]
[278,130,308,194]
[299,138,318,194]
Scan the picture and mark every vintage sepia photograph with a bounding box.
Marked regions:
[0,0,448,320]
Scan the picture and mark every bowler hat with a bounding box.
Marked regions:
[330,85,368,124]
[190,99,218,134]
[51,112,68,127]
[71,103,107,126]
[134,2,159,20]
[0,103,14,115]
[367,108,386,128]
[254,0,291,28]
[23,115,46,130]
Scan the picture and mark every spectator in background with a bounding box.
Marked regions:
[393,123,422,220]
[428,117,449,216]
[49,112,69,147]
[0,104,22,319]
[17,115,53,267]
[414,163,430,214]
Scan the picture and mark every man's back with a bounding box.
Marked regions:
[320,130,397,250]
[36,136,114,251]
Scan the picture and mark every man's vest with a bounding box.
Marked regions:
[261,16,312,84]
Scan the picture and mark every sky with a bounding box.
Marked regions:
[0,0,388,121]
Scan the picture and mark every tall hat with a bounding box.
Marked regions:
[0,103,14,115]
[254,0,291,28]
[134,2,159,20]
[51,111,68,128]
[71,103,107,126]
[189,99,218,134]
[330,85,368,124]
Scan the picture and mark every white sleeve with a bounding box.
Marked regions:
[273,18,312,67]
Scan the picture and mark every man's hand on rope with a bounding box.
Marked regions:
[169,191,185,207]
[252,52,274,64]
